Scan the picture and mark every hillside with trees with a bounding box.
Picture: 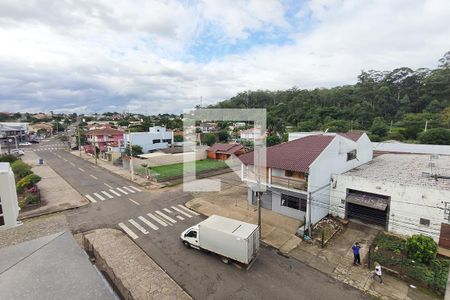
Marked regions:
[213,52,450,145]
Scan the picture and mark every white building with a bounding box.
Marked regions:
[0,163,20,229]
[329,154,450,248]
[123,126,173,153]
[240,128,264,140]
[240,132,372,232]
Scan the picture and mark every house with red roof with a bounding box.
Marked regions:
[240,132,372,232]
[207,143,246,160]
[84,127,124,154]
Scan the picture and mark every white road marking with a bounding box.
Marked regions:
[109,189,121,196]
[171,206,192,218]
[176,215,185,221]
[78,167,85,172]
[63,158,68,162]
[70,162,75,166]
[118,223,138,240]
[93,192,105,201]
[85,195,97,203]
[155,211,176,223]
[123,186,135,193]
[163,208,172,213]
[104,183,113,189]
[177,204,199,216]
[129,186,142,192]
[138,216,159,230]
[116,187,128,195]
[101,191,113,199]
[146,213,168,227]
[128,198,140,206]
[89,174,98,180]
[128,219,148,234]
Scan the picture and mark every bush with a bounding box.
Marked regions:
[418,128,450,145]
[24,192,40,205]
[16,174,41,193]
[406,234,437,264]
[0,154,18,163]
[11,160,32,180]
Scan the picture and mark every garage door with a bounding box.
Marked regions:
[439,223,450,249]
[346,190,389,228]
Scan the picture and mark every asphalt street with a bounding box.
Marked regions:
[25,137,370,300]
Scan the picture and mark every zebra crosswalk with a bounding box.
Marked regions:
[118,205,200,240]
[85,185,142,203]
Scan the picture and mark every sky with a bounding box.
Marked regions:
[0,0,449,114]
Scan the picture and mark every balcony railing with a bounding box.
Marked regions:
[271,176,307,191]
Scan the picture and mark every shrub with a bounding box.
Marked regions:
[11,160,32,180]
[16,174,41,193]
[24,192,39,205]
[406,234,437,264]
[418,128,450,145]
[0,154,18,163]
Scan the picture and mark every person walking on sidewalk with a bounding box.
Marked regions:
[371,264,384,284]
[352,242,361,266]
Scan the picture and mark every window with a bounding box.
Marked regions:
[186,230,197,238]
[420,218,430,226]
[285,170,293,177]
[347,149,357,161]
[281,193,307,212]
[162,139,172,144]
[152,139,161,144]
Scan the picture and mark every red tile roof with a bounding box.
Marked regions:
[240,135,335,172]
[208,143,244,155]
[338,132,364,142]
[85,128,124,136]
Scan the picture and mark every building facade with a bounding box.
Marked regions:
[123,126,173,153]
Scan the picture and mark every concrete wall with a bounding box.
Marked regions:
[329,174,450,242]
[270,187,307,220]
[124,128,173,153]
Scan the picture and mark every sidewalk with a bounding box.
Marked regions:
[289,222,439,300]
[69,151,152,187]
[186,184,303,253]
[83,228,191,300]
[20,151,89,219]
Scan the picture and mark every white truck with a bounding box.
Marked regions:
[180,215,260,266]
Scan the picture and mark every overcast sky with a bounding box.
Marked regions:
[0,0,449,114]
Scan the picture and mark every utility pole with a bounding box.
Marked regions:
[307,191,312,237]
[129,129,134,182]
[93,136,98,165]
[424,120,429,132]
[78,124,82,157]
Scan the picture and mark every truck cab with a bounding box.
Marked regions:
[180,226,200,249]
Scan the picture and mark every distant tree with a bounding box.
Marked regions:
[123,145,144,157]
[370,117,389,137]
[174,135,183,142]
[267,135,281,146]
[203,133,216,146]
[117,119,130,127]
[418,128,450,145]
[218,130,230,142]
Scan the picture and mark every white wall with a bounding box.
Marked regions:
[330,174,449,242]
[123,127,173,153]
[0,163,20,229]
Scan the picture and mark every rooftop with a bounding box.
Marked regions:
[85,127,124,136]
[208,143,244,155]
[344,154,450,190]
[240,134,335,172]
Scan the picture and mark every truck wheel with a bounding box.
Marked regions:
[220,256,230,264]
[183,241,191,248]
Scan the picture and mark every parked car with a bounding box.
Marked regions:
[11,149,25,156]
[19,142,32,146]
[29,140,40,144]
[180,215,260,266]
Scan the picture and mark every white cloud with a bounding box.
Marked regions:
[0,0,449,114]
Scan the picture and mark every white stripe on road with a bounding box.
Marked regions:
[78,167,85,172]
[123,186,135,193]
[104,183,113,189]
[155,211,176,224]
[109,189,121,196]
[101,191,113,199]
[138,216,159,230]
[89,174,98,180]
[171,206,192,218]
[116,187,128,195]
[177,204,199,216]
[93,192,105,201]
[85,195,97,203]
[163,208,172,213]
[128,198,140,206]
[146,213,168,227]
[118,223,138,240]
[129,219,148,234]
[70,162,75,166]
[176,215,185,221]
[129,186,142,192]
[63,158,68,161]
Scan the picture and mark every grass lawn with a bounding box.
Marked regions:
[147,159,228,181]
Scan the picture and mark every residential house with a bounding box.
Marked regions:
[240,133,372,231]
[199,122,218,133]
[28,123,53,137]
[0,122,28,148]
[329,154,450,248]
[85,127,124,154]
[122,126,173,153]
[240,128,264,140]
[207,143,245,160]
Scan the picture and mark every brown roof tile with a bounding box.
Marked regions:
[208,143,244,155]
